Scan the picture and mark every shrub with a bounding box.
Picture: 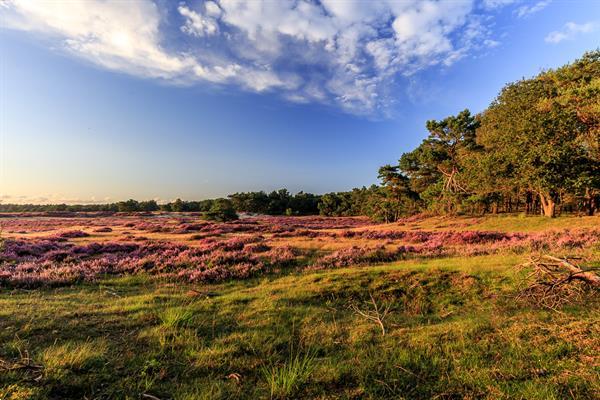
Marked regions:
[204,199,239,222]
[57,230,90,238]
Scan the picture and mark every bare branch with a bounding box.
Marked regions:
[350,292,391,336]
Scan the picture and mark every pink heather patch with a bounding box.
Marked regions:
[1,214,597,288]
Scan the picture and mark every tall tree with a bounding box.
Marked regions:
[476,72,590,217]
[399,109,479,213]
[538,50,600,215]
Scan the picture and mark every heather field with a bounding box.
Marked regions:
[1,213,599,399]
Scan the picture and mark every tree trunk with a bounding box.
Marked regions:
[584,188,596,216]
[539,193,556,218]
[491,202,498,214]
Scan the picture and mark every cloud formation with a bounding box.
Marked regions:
[545,21,597,43]
[515,0,551,18]
[1,0,516,114]
[0,193,113,205]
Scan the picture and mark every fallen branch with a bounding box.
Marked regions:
[0,354,43,372]
[516,255,599,310]
[540,255,600,287]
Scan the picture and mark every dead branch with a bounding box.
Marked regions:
[0,354,43,372]
[516,255,600,310]
[437,166,467,194]
[350,292,391,336]
[540,255,600,287]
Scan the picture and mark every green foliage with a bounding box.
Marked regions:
[139,200,159,212]
[474,52,599,217]
[117,199,141,212]
[392,51,600,217]
[229,190,320,215]
[204,198,239,222]
[398,109,480,214]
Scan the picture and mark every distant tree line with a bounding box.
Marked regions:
[1,52,597,220]
[0,191,321,216]
[228,189,320,215]
[0,198,239,222]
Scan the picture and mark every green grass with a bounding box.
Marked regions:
[157,306,196,328]
[393,214,600,232]
[262,347,317,399]
[42,340,108,377]
[1,254,599,399]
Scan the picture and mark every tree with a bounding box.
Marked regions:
[399,109,479,213]
[377,165,419,221]
[139,200,159,212]
[117,199,140,212]
[204,199,238,222]
[477,72,591,217]
[538,50,600,215]
[171,198,185,212]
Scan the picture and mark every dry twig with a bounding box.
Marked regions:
[350,292,391,336]
[0,349,43,375]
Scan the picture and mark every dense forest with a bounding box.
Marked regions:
[2,51,598,219]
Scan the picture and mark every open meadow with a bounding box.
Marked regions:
[1,213,599,399]
[2,2,599,399]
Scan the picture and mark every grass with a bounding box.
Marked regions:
[1,214,599,399]
[1,252,598,399]
[42,339,108,376]
[262,347,317,399]
[362,214,600,233]
[158,306,196,329]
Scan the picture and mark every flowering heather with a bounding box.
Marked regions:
[57,230,90,238]
[1,214,597,287]
[310,246,400,270]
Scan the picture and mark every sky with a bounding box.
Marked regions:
[0,0,599,204]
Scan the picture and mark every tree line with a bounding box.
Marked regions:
[321,51,600,220]
[1,51,597,220]
[0,192,319,216]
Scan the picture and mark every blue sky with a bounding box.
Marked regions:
[1,0,599,204]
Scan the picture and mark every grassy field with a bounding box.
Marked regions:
[1,214,599,399]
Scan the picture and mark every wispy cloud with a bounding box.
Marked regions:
[0,0,507,115]
[516,0,551,18]
[545,21,597,43]
[0,193,113,205]
[481,0,519,9]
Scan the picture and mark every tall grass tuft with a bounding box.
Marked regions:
[158,306,195,328]
[42,339,108,374]
[262,349,317,399]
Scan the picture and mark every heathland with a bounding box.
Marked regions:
[1,50,599,400]
[1,212,598,399]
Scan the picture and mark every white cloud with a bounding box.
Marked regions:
[515,0,551,18]
[0,193,113,205]
[0,0,507,115]
[178,4,219,37]
[483,39,501,48]
[545,21,597,43]
[481,0,518,10]
[0,0,192,79]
